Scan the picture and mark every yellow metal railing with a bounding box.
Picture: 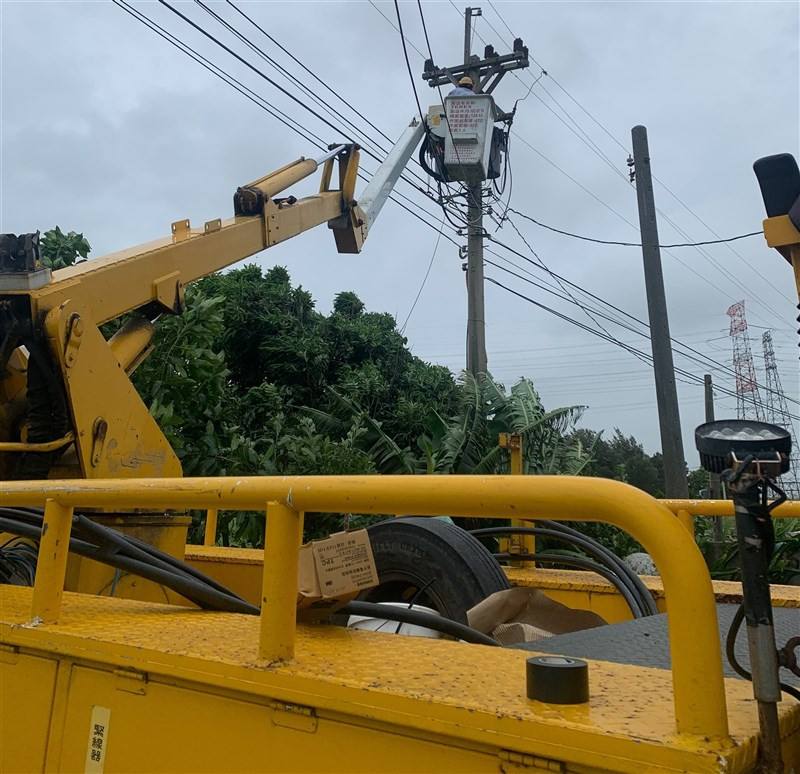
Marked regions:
[662,498,800,518]
[6,475,729,740]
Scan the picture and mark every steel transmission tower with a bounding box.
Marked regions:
[761,330,800,497]
[727,300,765,421]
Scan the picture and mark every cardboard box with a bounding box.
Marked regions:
[297,529,379,619]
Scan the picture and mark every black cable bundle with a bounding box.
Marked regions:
[0,507,258,615]
[471,521,659,619]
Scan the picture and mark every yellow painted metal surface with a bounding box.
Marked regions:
[662,498,800,518]
[203,508,218,547]
[30,499,74,623]
[44,299,182,479]
[2,586,798,773]
[260,501,301,661]
[0,649,57,773]
[185,545,264,605]
[0,474,729,738]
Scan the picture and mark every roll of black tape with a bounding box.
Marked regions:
[526,656,589,704]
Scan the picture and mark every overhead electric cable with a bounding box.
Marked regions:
[507,208,763,248]
[485,276,800,420]
[225,0,396,145]
[503,214,652,365]
[116,0,460,258]
[478,1,792,320]
[400,215,446,333]
[489,228,800,407]
[193,0,436,196]
[393,0,426,124]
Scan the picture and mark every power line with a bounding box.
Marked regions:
[477,1,792,322]
[489,227,800,407]
[225,0,395,146]
[369,0,427,59]
[507,208,763,248]
[485,275,800,421]
[400,215,446,333]
[393,0,426,124]
[114,0,460,250]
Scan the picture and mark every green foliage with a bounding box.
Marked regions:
[561,428,671,557]
[695,516,800,584]
[129,264,457,543]
[40,226,91,269]
[306,371,590,477]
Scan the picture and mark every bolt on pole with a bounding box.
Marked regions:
[631,125,689,500]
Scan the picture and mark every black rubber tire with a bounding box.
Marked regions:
[363,517,510,623]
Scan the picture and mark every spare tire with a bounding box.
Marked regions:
[363,517,510,623]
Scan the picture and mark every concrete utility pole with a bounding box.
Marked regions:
[704,374,724,559]
[421,8,528,377]
[464,7,487,376]
[631,125,689,499]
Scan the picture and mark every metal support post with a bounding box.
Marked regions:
[500,432,534,566]
[30,499,74,623]
[631,125,689,501]
[729,480,783,773]
[260,501,301,661]
[703,374,724,559]
[203,508,218,547]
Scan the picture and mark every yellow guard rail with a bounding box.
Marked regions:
[6,475,729,740]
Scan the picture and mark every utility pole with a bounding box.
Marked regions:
[704,374,724,560]
[421,8,528,377]
[464,7,487,376]
[631,125,689,499]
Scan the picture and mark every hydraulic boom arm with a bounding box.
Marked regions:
[0,118,426,481]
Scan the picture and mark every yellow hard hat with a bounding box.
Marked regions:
[458,75,474,87]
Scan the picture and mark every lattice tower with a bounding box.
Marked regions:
[762,330,800,498]
[726,301,765,421]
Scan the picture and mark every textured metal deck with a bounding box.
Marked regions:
[1,586,799,772]
[516,604,800,686]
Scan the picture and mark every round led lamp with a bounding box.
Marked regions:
[694,419,791,474]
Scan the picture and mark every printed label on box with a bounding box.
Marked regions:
[312,531,379,598]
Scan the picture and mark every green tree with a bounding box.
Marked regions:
[39,226,91,269]
[306,372,590,476]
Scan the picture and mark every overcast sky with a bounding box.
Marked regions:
[1,0,798,465]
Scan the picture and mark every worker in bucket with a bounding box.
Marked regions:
[448,75,475,96]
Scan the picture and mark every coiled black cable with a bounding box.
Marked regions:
[471,524,659,618]
[341,600,499,646]
[492,551,644,619]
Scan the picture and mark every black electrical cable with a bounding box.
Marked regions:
[470,525,657,618]
[492,551,642,619]
[114,0,465,252]
[536,518,659,616]
[71,513,236,598]
[502,214,653,369]
[341,600,499,646]
[492,225,799,408]
[0,512,257,615]
[484,272,800,421]
[393,0,426,126]
[725,601,800,701]
[225,0,396,146]
[508,208,763,248]
[192,0,432,195]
